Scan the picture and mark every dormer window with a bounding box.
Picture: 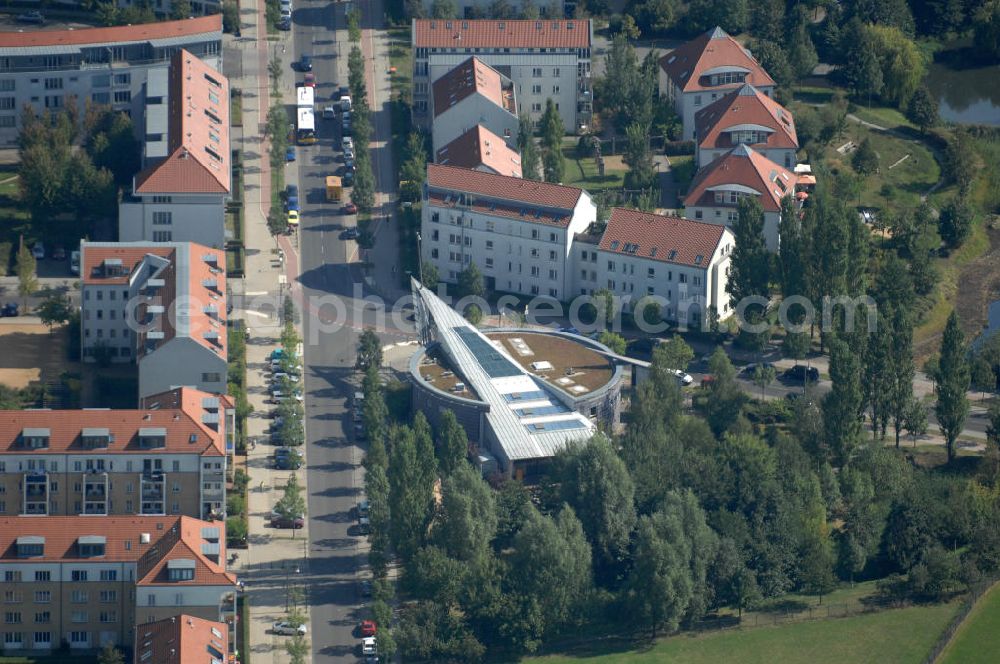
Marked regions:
[167,559,196,581]
[138,428,167,449]
[16,536,44,558]
[22,428,50,449]
[81,428,110,449]
[77,536,106,558]
[202,278,219,292]
[101,258,125,277]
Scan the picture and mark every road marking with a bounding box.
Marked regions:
[246,310,271,318]
[246,291,269,296]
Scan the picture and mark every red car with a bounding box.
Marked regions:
[343,203,357,215]
[360,620,377,637]
[303,72,316,87]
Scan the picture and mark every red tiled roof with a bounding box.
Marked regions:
[695,84,797,151]
[413,18,591,48]
[136,50,230,195]
[436,125,522,177]
[659,27,774,94]
[427,163,582,211]
[0,515,233,587]
[684,144,795,212]
[136,615,229,664]
[0,388,226,456]
[599,208,726,268]
[432,57,514,119]
[81,244,174,285]
[0,15,220,49]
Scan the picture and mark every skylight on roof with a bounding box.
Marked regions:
[668,249,677,260]
[609,240,620,250]
[695,254,704,265]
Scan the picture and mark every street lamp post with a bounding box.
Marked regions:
[284,565,300,611]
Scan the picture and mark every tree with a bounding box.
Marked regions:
[170,0,192,19]
[400,132,428,192]
[863,24,926,109]
[430,0,458,17]
[701,348,746,437]
[517,114,541,181]
[635,0,678,33]
[903,397,928,447]
[274,473,306,537]
[421,261,440,290]
[540,98,563,154]
[285,634,308,664]
[434,463,497,560]
[852,137,879,176]
[435,410,468,475]
[974,0,1000,62]
[687,0,748,34]
[752,364,776,400]
[907,86,939,132]
[750,40,795,88]
[555,435,637,581]
[389,425,436,558]
[356,328,383,371]
[36,290,72,332]
[944,131,979,196]
[597,331,626,355]
[823,336,863,464]
[654,334,694,373]
[455,262,485,299]
[542,148,564,183]
[97,644,125,664]
[727,197,770,348]
[939,196,974,249]
[888,307,916,447]
[222,1,241,33]
[935,311,971,462]
[265,105,289,170]
[786,11,819,80]
[623,122,656,191]
[15,242,37,310]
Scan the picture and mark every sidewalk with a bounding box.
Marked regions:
[223,1,310,662]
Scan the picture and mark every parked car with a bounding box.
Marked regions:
[70,250,80,275]
[357,500,370,518]
[671,369,694,386]
[338,85,350,100]
[360,620,377,637]
[358,516,370,534]
[297,55,312,71]
[270,512,305,529]
[741,362,777,376]
[285,146,296,162]
[360,579,372,597]
[342,227,359,240]
[343,203,357,215]
[32,243,44,260]
[1,303,19,318]
[285,184,299,199]
[16,11,45,24]
[303,72,316,87]
[278,16,291,30]
[323,105,336,119]
[52,246,66,261]
[272,621,307,636]
[287,209,299,226]
[342,136,354,151]
[285,195,299,212]
[342,171,355,187]
[280,7,291,21]
[362,637,377,656]
[782,364,820,383]
[274,452,302,470]
[343,146,355,160]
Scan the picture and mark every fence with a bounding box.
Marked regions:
[922,576,1000,664]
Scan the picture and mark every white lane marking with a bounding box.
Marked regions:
[246,291,269,296]
[246,310,271,318]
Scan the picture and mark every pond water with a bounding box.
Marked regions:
[925,61,1000,126]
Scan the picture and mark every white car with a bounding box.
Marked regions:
[273,621,307,636]
[32,243,45,260]
[362,636,376,655]
[671,369,694,386]
[342,136,354,151]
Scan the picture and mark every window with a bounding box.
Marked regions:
[3,592,20,603]
[485,257,493,268]
[5,572,21,583]
[4,633,22,646]
[679,273,687,284]
[4,613,21,624]
[92,74,110,88]
[33,632,50,647]
[549,288,558,297]
[201,373,221,383]
[553,68,561,76]
[485,240,493,249]
[530,285,539,295]
[694,209,703,219]
[99,570,117,582]
[607,280,616,289]
[0,116,14,128]
[549,250,556,260]
[71,591,87,604]
[153,231,172,242]
[151,196,172,204]
[70,631,88,644]
[0,80,13,92]
[532,68,542,77]
[71,612,87,623]
[607,261,615,272]
[113,73,130,86]
[71,570,87,582]
[44,78,62,90]
[152,211,171,225]
[531,103,541,112]
[34,572,50,582]
[34,612,50,624]
[44,96,63,109]
[532,85,542,94]
[553,85,560,94]
[99,591,116,603]
[0,97,14,110]
[99,611,116,623]
[648,267,655,278]
[530,266,539,276]
[694,95,702,106]
[113,90,131,104]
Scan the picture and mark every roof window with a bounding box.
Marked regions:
[609,240,620,250]
[22,428,50,449]
[695,254,704,265]
[16,536,44,558]
[204,74,221,88]
[77,535,106,558]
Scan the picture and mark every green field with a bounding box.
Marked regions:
[562,145,627,193]
[939,583,1000,664]
[529,602,958,664]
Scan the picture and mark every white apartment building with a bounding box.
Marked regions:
[436,124,523,177]
[694,84,798,169]
[79,241,227,398]
[659,27,775,141]
[683,144,796,252]
[0,16,222,147]
[119,50,230,248]
[430,57,519,154]
[422,164,595,300]
[574,208,734,326]
[412,18,593,133]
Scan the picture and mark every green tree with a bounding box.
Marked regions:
[274,473,306,537]
[906,86,939,132]
[653,334,694,373]
[635,0,678,33]
[888,307,916,447]
[597,331,626,355]
[400,132,428,193]
[823,337,864,465]
[97,644,125,664]
[944,131,979,196]
[845,27,884,104]
[434,463,497,560]
[285,634,308,664]
[540,98,563,152]
[170,0,192,19]
[542,148,564,183]
[518,114,542,181]
[223,1,241,33]
[430,0,458,17]
[751,40,795,88]
[389,425,436,558]
[904,396,929,447]
[421,261,440,290]
[974,0,1000,61]
[15,242,37,311]
[727,197,770,348]
[623,122,656,191]
[938,196,974,249]
[36,290,72,332]
[265,105,289,170]
[435,410,468,475]
[852,137,879,176]
[555,435,637,581]
[701,348,746,437]
[455,262,485,299]
[786,11,819,80]
[864,24,926,108]
[356,328,383,371]
[687,0,748,34]
[752,364,776,400]
[935,311,971,462]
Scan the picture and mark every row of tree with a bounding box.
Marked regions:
[347,45,377,220]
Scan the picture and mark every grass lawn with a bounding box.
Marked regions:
[849,105,917,131]
[791,85,837,104]
[562,144,626,193]
[530,602,959,664]
[387,27,412,102]
[939,582,1000,664]
[669,154,696,197]
[231,91,243,127]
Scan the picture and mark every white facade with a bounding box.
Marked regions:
[421,194,595,301]
[119,195,227,248]
[432,95,519,154]
[0,17,222,147]
[662,77,774,142]
[412,20,593,133]
[686,204,781,252]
